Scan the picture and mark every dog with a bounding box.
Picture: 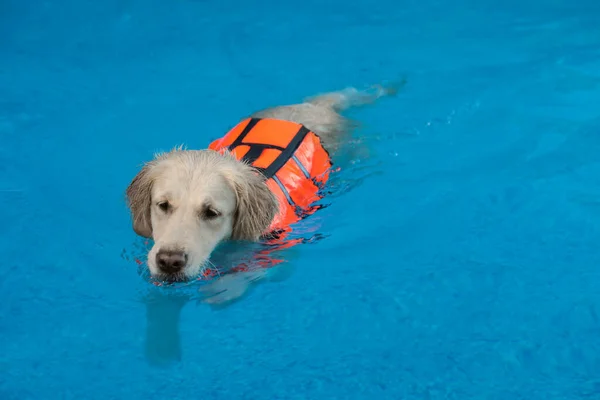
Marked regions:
[126,84,396,303]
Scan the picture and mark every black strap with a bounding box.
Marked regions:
[228,118,260,148]
[240,145,265,166]
[227,118,311,179]
[259,126,310,179]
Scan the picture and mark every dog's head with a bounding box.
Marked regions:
[125,149,278,281]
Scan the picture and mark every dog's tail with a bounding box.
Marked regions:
[304,80,404,112]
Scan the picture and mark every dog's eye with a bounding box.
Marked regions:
[157,201,170,212]
[203,207,221,219]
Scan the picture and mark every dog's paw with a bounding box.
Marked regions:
[198,270,266,306]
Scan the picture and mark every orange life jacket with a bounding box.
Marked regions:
[208,117,332,235]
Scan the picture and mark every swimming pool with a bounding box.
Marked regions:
[2,0,600,398]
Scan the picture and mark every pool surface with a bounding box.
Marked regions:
[3,0,600,398]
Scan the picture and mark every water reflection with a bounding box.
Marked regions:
[126,154,380,366]
[133,226,324,365]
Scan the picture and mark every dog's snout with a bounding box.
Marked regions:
[156,249,188,274]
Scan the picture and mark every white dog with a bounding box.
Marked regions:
[126,84,396,302]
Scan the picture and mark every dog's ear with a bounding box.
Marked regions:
[226,166,278,241]
[125,163,155,238]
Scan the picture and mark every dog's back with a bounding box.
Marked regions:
[249,84,399,153]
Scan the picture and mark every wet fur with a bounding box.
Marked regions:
[126,84,397,290]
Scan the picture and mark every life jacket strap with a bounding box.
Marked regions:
[226,118,310,179]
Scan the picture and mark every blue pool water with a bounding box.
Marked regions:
[2,0,600,398]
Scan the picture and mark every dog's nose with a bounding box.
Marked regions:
[156,249,188,274]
